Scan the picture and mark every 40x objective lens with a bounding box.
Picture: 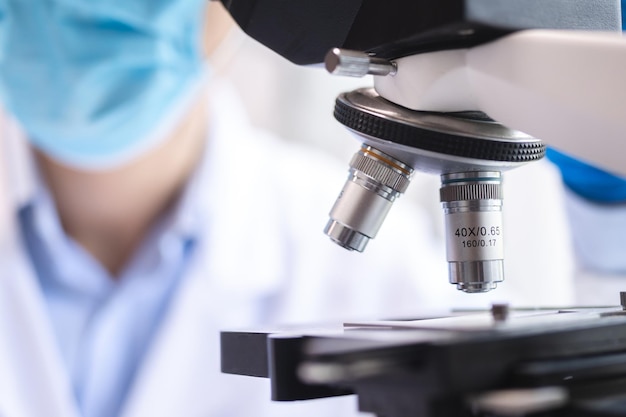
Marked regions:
[325,146,413,251]
[440,172,504,293]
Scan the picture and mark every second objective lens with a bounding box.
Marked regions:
[440,171,504,293]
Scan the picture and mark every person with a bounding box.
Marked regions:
[0,1,579,417]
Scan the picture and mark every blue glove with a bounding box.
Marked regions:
[546,148,626,203]
[546,4,626,203]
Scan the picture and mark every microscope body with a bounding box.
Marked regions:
[218,0,620,65]
[219,0,622,292]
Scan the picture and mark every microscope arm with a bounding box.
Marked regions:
[218,0,622,175]
[216,0,617,65]
[375,30,626,177]
[219,0,622,174]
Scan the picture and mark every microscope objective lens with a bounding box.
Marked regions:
[440,172,504,293]
[325,145,413,252]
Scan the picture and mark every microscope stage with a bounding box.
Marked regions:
[222,307,626,417]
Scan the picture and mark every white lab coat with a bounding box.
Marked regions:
[0,81,577,417]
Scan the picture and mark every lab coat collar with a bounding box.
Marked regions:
[0,112,81,417]
[0,245,81,417]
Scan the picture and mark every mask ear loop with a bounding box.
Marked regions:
[205,4,245,77]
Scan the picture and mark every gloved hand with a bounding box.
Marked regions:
[546,148,626,203]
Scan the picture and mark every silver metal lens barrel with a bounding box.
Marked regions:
[325,146,413,252]
[440,172,504,293]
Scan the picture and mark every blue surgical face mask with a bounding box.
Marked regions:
[0,0,207,169]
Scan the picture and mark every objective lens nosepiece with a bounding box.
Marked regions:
[440,172,504,293]
[325,146,413,252]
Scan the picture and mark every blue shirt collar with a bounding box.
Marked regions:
[18,131,210,296]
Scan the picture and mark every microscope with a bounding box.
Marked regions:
[218,2,626,417]
[218,0,624,293]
